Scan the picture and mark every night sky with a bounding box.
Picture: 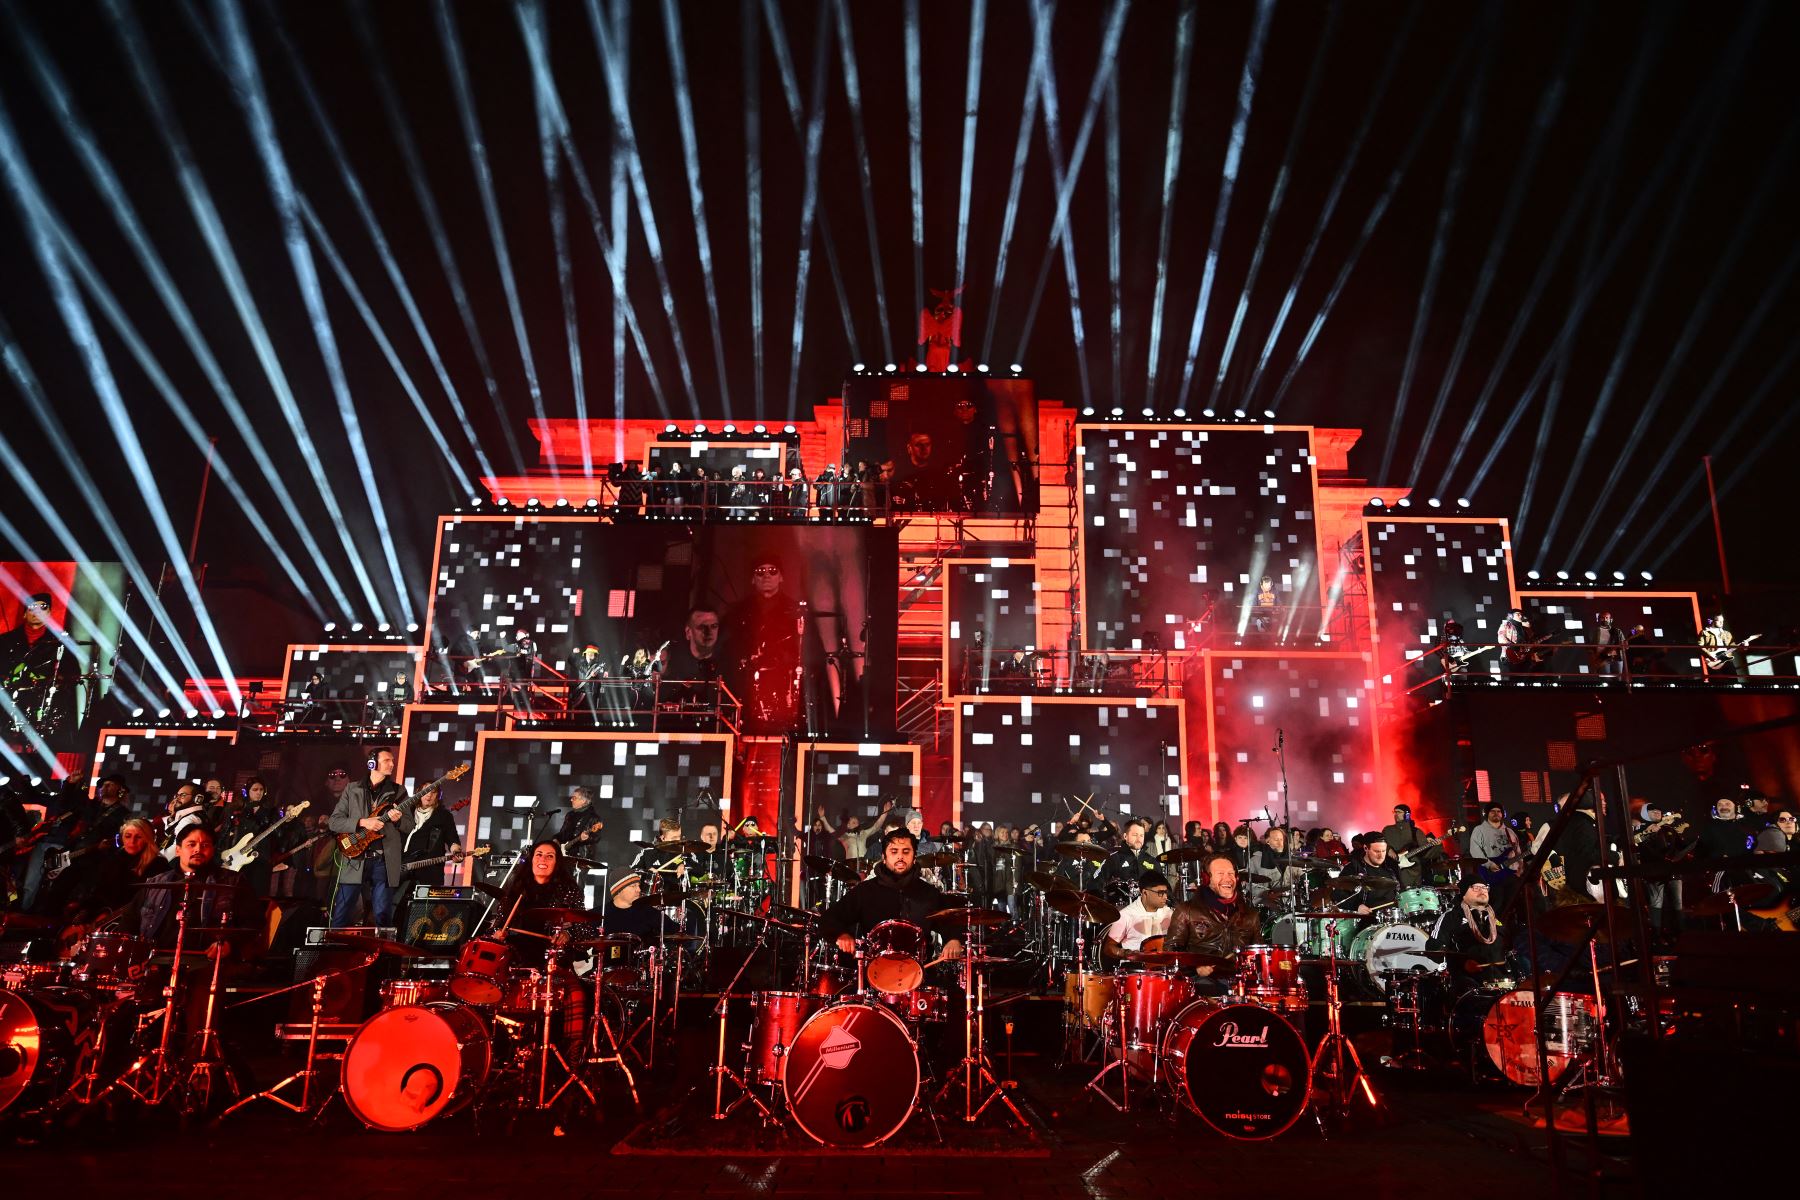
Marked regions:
[2,0,1797,659]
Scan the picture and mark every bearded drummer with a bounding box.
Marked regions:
[1162,853,1263,994]
[818,827,964,965]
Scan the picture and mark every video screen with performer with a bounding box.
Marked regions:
[842,374,1039,515]
[425,517,897,737]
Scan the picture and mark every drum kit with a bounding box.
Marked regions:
[704,900,1026,1147]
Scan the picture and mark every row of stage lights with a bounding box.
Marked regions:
[658,423,799,439]
[1360,498,1655,583]
[1079,406,1279,420]
[1366,497,1472,510]
[319,621,420,643]
[848,363,1025,375]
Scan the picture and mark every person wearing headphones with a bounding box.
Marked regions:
[326,747,413,927]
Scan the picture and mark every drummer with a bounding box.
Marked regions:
[1427,878,1509,990]
[1100,870,1173,961]
[818,827,964,964]
[1097,819,1162,897]
[1162,853,1262,993]
[1334,833,1401,915]
[685,818,730,887]
[122,822,257,947]
[601,872,678,941]
[485,840,596,948]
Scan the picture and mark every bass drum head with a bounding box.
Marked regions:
[1350,923,1442,994]
[782,1001,919,1147]
[0,987,94,1115]
[341,1002,491,1132]
[1162,1002,1312,1140]
[1480,989,1592,1087]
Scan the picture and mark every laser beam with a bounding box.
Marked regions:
[905,0,925,326]
[977,0,1049,362]
[831,0,895,364]
[1144,0,1196,405]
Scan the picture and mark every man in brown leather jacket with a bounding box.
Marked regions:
[1164,853,1263,992]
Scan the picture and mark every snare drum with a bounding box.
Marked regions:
[1117,970,1195,1078]
[379,978,450,1009]
[73,931,153,989]
[783,1001,920,1148]
[341,1002,492,1132]
[877,985,949,1024]
[449,936,512,1005]
[862,920,927,995]
[1235,944,1300,991]
[747,991,826,1086]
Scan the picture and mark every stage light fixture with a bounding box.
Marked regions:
[158,708,171,719]
[783,424,796,434]
[977,364,989,372]
[1640,570,1653,581]
[378,622,391,632]
[1456,498,1470,508]
[1369,498,1384,508]
[407,622,419,633]
[723,424,736,433]
[947,364,959,372]
[1612,570,1626,581]
[585,499,598,509]
[1556,570,1569,580]
[1233,409,1247,419]
[350,622,364,632]
[1111,407,1124,417]
[1263,409,1275,419]
[1173,407,1186,418]
[1010,363,1023,372]
[132,708,145,718]
[1427,498,1442,508]
[1142,407,1154,417]
[527,497,540,507]
[1526,569,1540,580]
[665,423,677,433]
[470,497,482,507]
[753,424,767,434]
[1082,406,1095,416]
[1202,408,1215,417]
[497,496,509,507]
[1583,570,1597,581]
[852,362,865,372]
[555,498,568,507]
[915,364,927,372]
[323,622,336,632]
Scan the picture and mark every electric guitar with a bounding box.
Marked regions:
[43,842,104,883]
[1701,633,1759,672]
[1503,633,1557,666]
[1395,825,1468,871]
[220,802,311,872]
[268,834,328,873]
[335,764,471,858]
[1750,889,1798,932]
[1,809,75,856]
[403,844,490,875]
[563,816,606,846]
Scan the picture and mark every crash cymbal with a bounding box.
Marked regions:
[927,906,1011,929]
[1046,890,1120,924]
[1027,869,1073,893]
[922,850,961,869]
[1259,887,1293,906]
[1158,846,1206,864]
[1056,842,1106,862]
[828,861,864,883]
[1130,950,1234,972]
[324,930,432,958]
[802,854,837,874]
[653,838,710,855]
[991,844,1024,855]
[656,932,704,944]
[521,906,598,925]
[1325,874,1396,899]
[564,855,608,871]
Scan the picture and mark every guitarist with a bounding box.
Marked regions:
[22,776,132,914]
[1631,800,1690,944]
[1498,608,1549,676]
[1380,804,1435,890]
[553,785,605,852]
[1468,802,1523,913]
[326,747,413,928]
[1700,613,1743,678]
[401,782,462,889]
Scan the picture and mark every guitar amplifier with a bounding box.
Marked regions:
[399,888,484,954]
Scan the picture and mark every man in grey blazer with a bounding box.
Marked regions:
[326,747,413,927]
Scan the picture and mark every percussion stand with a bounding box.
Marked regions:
[1309,914,1385,1133]
[535,970,598,1114]
[580,960,642,1107]
[218,954,376,1120]
[97,875,203,1110]
[704,919,775,1123]
[1082,978,1131,1113]
[181,940,241,1117]
[932,926,1028,1127]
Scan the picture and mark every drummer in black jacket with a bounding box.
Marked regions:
[819,827,965,962]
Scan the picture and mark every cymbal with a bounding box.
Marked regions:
[521,906,598,925]
[1047,890,1120,924]
[1259,887,1293,906]
[921,850,961,869]
[802,854,836,873]
[652,838,710,855]
[1730,881,1777,907]
[927,906,1010,929]
[564,856,608,871]
[828,861,864,883]
[1056,842,1106,863]
[716,907,807,932]
[656,932,704,944]
[1027,870,1074,893]
[1158,846,1206,864]
[645,889,697,907]
[1534,903,1608,942]
[1130,950,1233,972]
[568,934,642,949]
[473,880,506,900]
[133,878,243,891]
[324,930,431,958]
[1325,874,1396,899]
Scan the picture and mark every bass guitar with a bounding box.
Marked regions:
[220,801,312,872]
[1,810,75,856]
[403,844,490,875]
[268,834,328,873]
[1750,891,1799,932]
[335,763,471,858]
[1503,633,1557,666]
[1395,824,1468,871]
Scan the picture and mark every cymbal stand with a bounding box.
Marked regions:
[1082,975,1131,1112]
[931,924,1028,1127]
[97,875,203,1110]
[181,941,240,1118]
[580,957,641,1108]
[218,953,377,1120]
[1309,914,1385,1132]
[532,970,597,1114]
[626,945,663,1069]
[706,918,775,1123]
